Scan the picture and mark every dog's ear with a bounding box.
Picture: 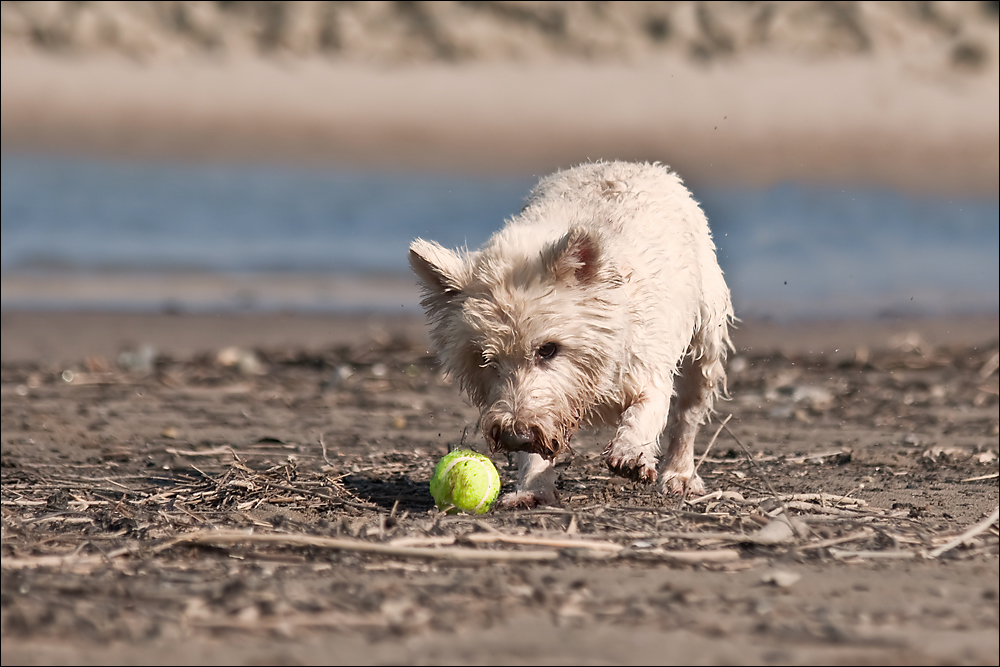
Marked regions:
[543,227,601,286]
[409,239,469,312]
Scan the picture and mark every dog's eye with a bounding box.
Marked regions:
[536,342,559,361]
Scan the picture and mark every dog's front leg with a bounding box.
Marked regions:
[499,451,558,508]
[603,387,670,483]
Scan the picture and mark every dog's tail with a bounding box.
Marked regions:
[693,267,736,408]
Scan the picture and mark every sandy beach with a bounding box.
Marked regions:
[2,309,998,664]
[2,2,998,664]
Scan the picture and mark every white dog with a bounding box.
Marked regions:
[410,161,733,507]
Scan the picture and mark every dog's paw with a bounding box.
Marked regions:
[658,469,705,496]
[499,489,559,509]
[604,446,657,483]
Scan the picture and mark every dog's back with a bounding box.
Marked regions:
[516,161,732,377]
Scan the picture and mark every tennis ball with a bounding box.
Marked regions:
[429,450,501,514]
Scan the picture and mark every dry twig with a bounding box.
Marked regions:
[159,529,562,561]
[679,413,733,508]
[722,422,807,538]
[390,532,623,552]
[925,507,1000,559]
[961,472,999,483]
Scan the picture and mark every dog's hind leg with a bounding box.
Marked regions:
[658,320,730,496]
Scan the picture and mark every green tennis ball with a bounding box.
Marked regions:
[429,450,501,514]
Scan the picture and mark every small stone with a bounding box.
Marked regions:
[761,569,801,588]
[753,519,795,544]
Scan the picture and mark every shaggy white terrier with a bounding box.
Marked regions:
[410,161,733,507]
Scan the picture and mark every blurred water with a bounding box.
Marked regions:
[2,153,997,319]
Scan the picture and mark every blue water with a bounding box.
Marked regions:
[2,154,997,319]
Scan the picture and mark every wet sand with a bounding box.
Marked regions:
[1,309,997,665]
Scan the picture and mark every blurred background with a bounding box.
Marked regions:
[1,1,998,320]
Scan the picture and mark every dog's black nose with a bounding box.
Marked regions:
[498,427,533,451]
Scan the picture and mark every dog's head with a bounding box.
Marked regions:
[410,225,626,458]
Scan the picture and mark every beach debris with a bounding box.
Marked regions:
[728,356,749,374]
[961,472,999,483]
[323,364,354,389]
[118,344,157,373]
[979,351,999,379]
[632,549,741,563]
[752,519,798,545]
[924,507,1000,559]
[854,345,870,365]
[974,451,997,464]
[767,384,835,409]
[760,569,801,588]
[919,446,992,465]
[686,490,746,505]
[217,346,265,375]
[888,331,930,355]
[164,530,563,562]
[85,355,111,372]
[721,420,808,539]
[829,549,917,560]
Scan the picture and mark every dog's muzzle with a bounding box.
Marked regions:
[496,426,533,451]
[489,424,560,458]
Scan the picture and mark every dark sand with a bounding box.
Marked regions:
[1,310,997,665]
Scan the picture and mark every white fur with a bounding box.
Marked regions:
[410,161,733,507]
